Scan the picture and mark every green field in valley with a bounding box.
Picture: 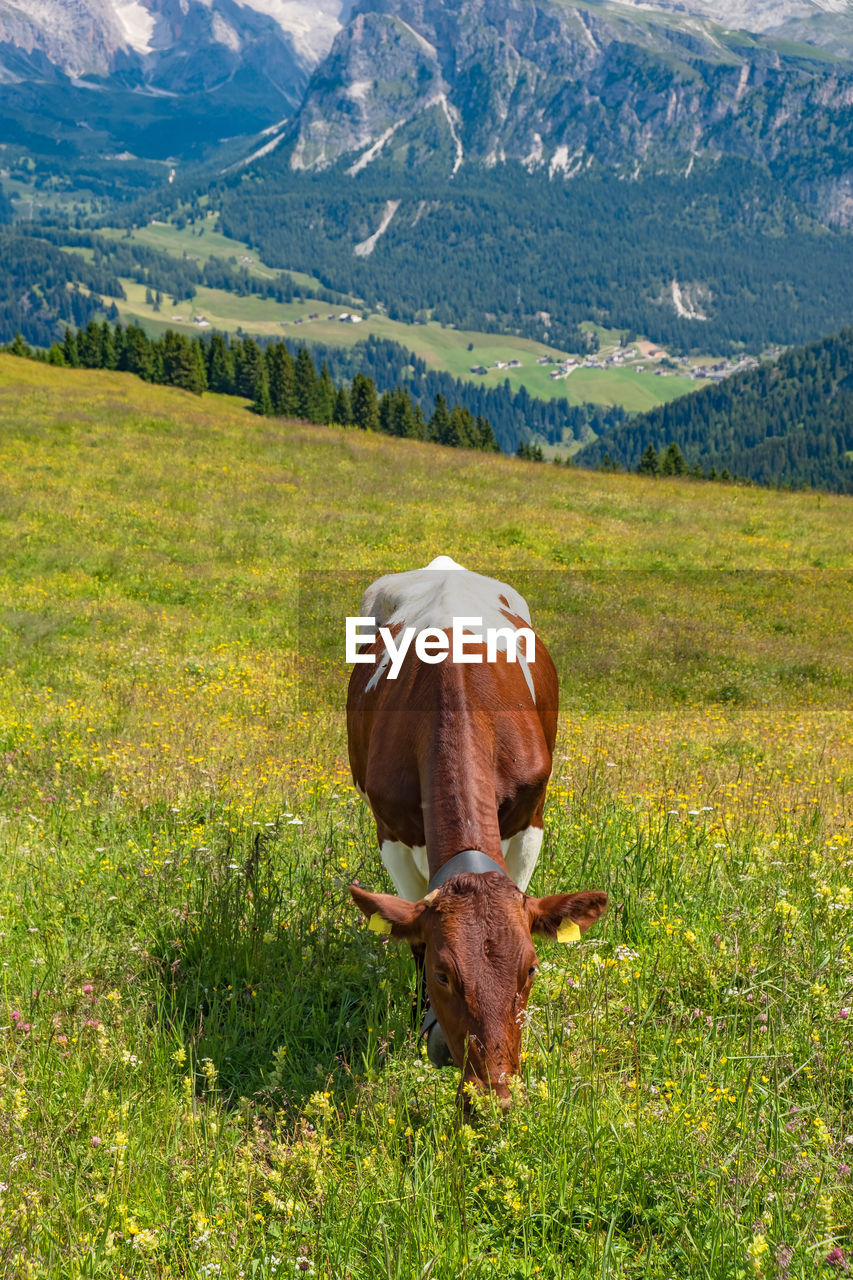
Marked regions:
[1,356,852,1278]
[97,216,703,412]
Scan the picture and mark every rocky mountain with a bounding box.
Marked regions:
[0,0,354,164]
[0,0,354,81]
[3,0,853,192]
[287,0,853,224]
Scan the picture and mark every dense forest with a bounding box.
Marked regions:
[296,334,626,454]
[212,158,853,355]
[3,321,499,454]
[0,230,122,348]
[577,327,853,493]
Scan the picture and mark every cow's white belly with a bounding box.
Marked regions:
[380,825,543,901]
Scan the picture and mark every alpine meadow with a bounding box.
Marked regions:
[2,356,853,1279]
[4,0,853,1272]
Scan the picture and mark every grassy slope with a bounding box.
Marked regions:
[94,219,702,412]
[1,357,853,1279]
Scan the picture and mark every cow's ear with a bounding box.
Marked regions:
[526,890,608,940]
[350,886,427,941]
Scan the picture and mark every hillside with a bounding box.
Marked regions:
[577,325,853,492]
[2,355,853,1278]
[216,161,853,355]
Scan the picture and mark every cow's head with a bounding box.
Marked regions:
[350,872,607,1110]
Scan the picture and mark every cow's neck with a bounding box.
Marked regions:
[418,698,507,880]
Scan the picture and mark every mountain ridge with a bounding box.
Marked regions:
[283,0,853,228]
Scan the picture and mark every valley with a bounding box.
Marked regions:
[92,214,704,411]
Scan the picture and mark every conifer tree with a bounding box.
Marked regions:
[429,394,452,445]
[77,320,103,369]
[8,333,30,357]
[253,373,273,416]
[101,321,118,371]
[410,403,428,440]
[448,405,477,448]
[161,330,206,396]
[475,415,498,451]
[62,327,79,368]
[207,333,235,395]
[333,384,352,427]
[266,342,296,415]
[234,338,264,399]
[660,442,687,476]
[637,443,660,475]
[121,323,153,380]
[315,361,336,424]
[294,345,317,420]
[351,373,380,431]
[388,387,417,438]
[378,390,393,435]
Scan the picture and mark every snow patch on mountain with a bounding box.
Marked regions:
[233,0,354,64]
[113,0,154,54]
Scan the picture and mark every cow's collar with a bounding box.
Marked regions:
[426,848,507,894]
[421,849,508,1048]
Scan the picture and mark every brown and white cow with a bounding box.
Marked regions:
[347,556,607,1109]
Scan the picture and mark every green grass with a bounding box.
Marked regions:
[99,215,330,292]
[1,357,853,1278]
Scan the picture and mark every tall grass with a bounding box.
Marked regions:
[1,357,852,1278]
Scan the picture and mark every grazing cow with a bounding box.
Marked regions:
[347,556,607,1108]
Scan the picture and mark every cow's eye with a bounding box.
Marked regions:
[528,965,539,980]
[434,971,450,987]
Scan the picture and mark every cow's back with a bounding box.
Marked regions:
[347,559,558,890]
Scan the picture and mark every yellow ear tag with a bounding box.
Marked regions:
[556,920,581,943]
[368,913,392,936]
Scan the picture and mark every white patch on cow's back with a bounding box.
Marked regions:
[424,555,465,571]
[360,559,532,640]
[502,825,544,892]
[365,649,391,692]
[380,840,429,902]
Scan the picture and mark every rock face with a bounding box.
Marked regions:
[0,0,360,161]
[286,0,853,223]
[0,0,356,105]
[2,0,853,196]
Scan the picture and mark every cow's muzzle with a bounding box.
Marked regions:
[421,1007,454,1068]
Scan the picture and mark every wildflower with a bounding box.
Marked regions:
[91,1136,102,1148]
[746,1233,769,1275]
